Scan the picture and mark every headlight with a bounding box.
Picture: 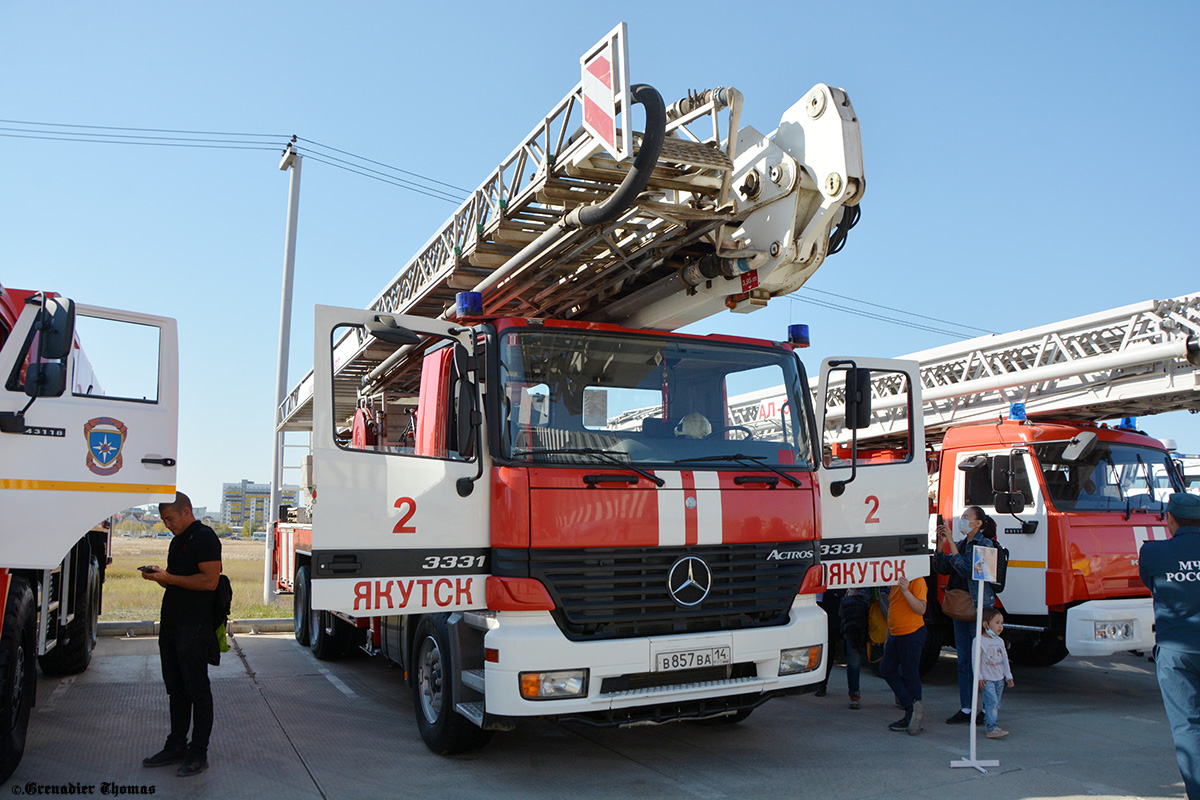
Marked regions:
[1094,621,1135,641]
[519,669,589,700]
[780,645,823,676]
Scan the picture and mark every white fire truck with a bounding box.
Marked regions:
[270,25,929,754]
[0,284,178,781]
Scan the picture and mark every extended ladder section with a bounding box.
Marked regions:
[820,292,1200,444]
[279,79,865,433]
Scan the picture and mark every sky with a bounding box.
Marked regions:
[3,2,1199,511]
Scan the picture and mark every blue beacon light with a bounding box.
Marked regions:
[788,324,810,348]
[455,291,483,317]
[1009,403,1027,421]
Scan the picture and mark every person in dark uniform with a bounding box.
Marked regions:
[139,492,222,778]
[1140,492,1200,800]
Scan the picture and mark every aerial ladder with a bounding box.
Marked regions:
[276,64,863,434]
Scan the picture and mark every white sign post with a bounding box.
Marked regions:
[951,546,1000,773]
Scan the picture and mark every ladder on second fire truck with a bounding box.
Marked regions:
[815,291,1200,444]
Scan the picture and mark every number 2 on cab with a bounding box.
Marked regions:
[393,497,417,533]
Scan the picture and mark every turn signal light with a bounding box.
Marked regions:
[518,669,588,700]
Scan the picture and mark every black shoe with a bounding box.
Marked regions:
[946,710,972,725]
[142,747,186,768]
[888,713,912,732]
[814,685,827,697]
[177,753,208,777]
[975,712,985,726]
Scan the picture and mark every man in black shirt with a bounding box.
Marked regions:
[140,492,222,777]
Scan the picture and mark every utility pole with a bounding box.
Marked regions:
[266,140,302,604]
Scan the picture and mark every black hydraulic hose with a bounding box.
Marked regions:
[470,83,667,300]
[567,83,666,228]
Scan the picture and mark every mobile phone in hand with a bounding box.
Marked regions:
[138,565,155,573]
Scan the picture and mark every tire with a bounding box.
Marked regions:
[1,577,37,783]
[411,615,493,755]
[919,625,944,677]
[309,608,352,660]
[293,565,311,647]
[38,555,100,676]
[1007,635,1069,667]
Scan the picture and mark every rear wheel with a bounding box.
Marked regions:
[1,577,37,783]
[411,615,492,755]
[293,565,311,646]
[39,555,100,676]
[309,607,352,660]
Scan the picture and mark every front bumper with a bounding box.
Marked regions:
[481,596,826,719]
[1064,598,1156,656]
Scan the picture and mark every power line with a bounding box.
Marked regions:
[785,293,976,338]
[0,118,287,138]
[800,285,996,335]
[2,118,474,204]
[297,137,472,195]
[298,153,465,205]
[0,131,280,152]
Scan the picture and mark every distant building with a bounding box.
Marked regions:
[221,480,298,530]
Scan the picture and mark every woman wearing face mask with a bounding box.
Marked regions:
[932,505,998,724]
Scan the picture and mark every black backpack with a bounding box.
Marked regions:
[991,543,1009,594]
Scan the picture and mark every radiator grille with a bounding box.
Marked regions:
[493,544,813,641]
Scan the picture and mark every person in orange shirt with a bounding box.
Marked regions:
[880,574,927,735]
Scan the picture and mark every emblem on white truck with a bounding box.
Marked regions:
[667,556,712,606]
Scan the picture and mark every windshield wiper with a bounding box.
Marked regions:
[511,447,665,487]
[674,453,801,488]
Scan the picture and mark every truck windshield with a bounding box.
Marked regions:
[1033,440,1185,513]
[498,329,812,469]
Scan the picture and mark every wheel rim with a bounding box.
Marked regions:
[416,635,444,725]
[10,637,26,730]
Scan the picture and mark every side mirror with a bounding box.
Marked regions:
[35,297,75,360]
[456,383,476,459]
[365,315,420,346]
[991,455,1011,491]
[24,362,67,398]
[991,453,1027,514]
[993,491,1026,515]
[844,368,872,430]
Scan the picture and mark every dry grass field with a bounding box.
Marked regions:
[102,536,290,621]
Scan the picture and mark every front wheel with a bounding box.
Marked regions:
[1,577,37,783]
[411,615,493,755]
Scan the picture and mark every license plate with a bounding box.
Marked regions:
[654,646,732,672]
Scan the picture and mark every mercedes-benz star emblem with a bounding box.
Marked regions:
[667,556,712,607]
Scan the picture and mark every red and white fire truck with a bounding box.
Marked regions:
[270,26,929,754]
[0,284,178,781]
[779,292,1200,669]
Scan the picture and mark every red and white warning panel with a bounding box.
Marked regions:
[580,21,631,161]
